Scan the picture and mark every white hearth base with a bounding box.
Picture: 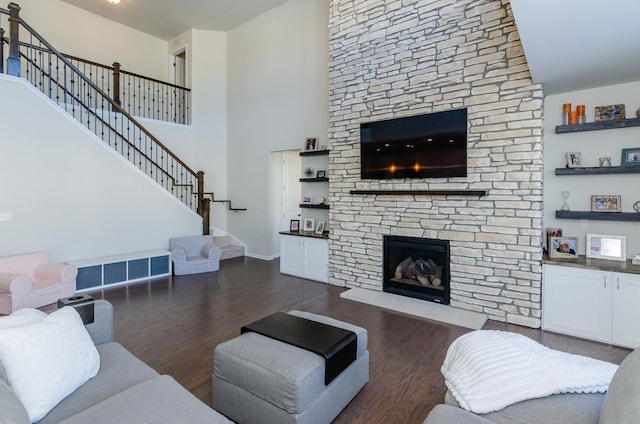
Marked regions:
[340,288,487,330]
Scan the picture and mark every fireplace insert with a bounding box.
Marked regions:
[383,235,450,304]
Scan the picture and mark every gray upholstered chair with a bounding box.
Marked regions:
[169,235,221,276]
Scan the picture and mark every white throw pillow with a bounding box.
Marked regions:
[0,308,46,329]
[0,307,100,422]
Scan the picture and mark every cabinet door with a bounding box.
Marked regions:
[542,265,612,343]
[280,235,303,277]
[612,272,640,349]
[302,238,328,283]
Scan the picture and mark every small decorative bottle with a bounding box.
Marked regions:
[560,191,570,212]
[562,103,571,125]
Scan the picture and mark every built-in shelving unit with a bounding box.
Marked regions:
[555,166,640,176]
[555,117,640,134]
[555,210,640,222]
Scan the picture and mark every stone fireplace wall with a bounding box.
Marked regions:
[328,0,544,327]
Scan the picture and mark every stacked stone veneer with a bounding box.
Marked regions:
[328,0,544,327]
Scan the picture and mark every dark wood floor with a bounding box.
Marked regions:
[87,257,630,424]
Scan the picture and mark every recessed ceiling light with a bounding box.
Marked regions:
[108,0,121,4]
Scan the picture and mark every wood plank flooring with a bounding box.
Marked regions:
[87,257,630,424]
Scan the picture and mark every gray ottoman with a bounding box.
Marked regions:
[212,310,369,424]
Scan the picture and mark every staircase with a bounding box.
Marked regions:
[213,236,245,260]
[0,3,245,237]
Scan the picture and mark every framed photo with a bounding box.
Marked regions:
[591,195,621,213]
[566,152,583,168]
[549,237,578,259]
[316,170,326,178]
[621,148,640,166]
[595,104,625,121]
[315,221,326,235]
[586,234,626,261]
[305,137,318,151]
[302,196,312,204]
[303,218,315,232]
[632,253,640,266]
[546,227,562,251]
[289,219,300,232]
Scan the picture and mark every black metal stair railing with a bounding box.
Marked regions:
[0,4,203,217]
[64,54,191,125]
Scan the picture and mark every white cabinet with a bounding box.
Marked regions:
[280,234,328,283]
[543,264,640,348]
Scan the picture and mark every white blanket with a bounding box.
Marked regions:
[441,330,618,414]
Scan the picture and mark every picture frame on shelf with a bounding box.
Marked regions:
[289,219,300,232]
[303,218,315,232]
[315,221,326,235]
[546,227,562,251]
[621,147,640,166]
[316,170,326,178]
[586,234,626,261]
[302,196,312,204]
[549,237,578,259]
[566,152,583,168]
[633,253,640,266]
[305,137,318,151]
[595,104,625,121]
[591,195,621,213]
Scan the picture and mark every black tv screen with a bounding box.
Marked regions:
[360,108,467,179]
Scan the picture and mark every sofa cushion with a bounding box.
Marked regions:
[0,307,46,329]
[0,307,99,423]
[445,390,604,424]
[0,378,30,424]
[424,404,494,424]
[599,348,640,424]
[57,375,233,424]
[0,308,47,384]
[37,342,160,424]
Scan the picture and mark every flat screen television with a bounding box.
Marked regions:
[360,108,467,180]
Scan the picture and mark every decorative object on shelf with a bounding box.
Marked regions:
[303,218,315,232]
[621,147,640,166]
[591,195,621,213]
[304,167,314,177]
[319,196,326,204]
[595,104,625,121]
[316,170,326,178]
[290,219,300,232]
[320,145,327,150]
[549,236,578,259]
[302,196,312,204]
[561,103,571,125]
[568,110,578,125]
[566,152,583,168]
[576,104,586,124]
[315,221,326,235]
[305,137,318,151]
[637,107,640,118]
[586,234,626,261]
[560,191,570,211]
[598,157,612,167]
[633,253,640,265]
[634,201,640,213]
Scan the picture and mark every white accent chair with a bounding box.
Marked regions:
[170,235,222,276]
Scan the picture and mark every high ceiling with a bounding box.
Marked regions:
[61,0,640,95]
[60,0,289,40]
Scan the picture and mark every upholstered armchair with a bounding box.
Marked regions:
[0,251,77,314]
[170,235,222,275]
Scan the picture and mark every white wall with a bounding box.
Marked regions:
[544,80,640,257]
[15,0,169,81]
[227,0,329,257]
[0,76,201,263]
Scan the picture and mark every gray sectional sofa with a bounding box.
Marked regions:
[0,300,232,424]
[424,347,640,424]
